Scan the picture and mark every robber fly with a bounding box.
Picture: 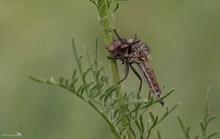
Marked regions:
[106,29,164,106]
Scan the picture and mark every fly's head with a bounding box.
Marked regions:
[106,39,130,57]
[106,30,142,59]
[106,39,122,52]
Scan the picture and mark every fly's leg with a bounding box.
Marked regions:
[112,29,131,45]
[107,56,125,65]
[117,60,129,85]
[129,64,142,93]
[107,56,129,85]
[107,56,126,60]
[112,29,122,41]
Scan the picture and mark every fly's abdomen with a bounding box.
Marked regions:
[137,61,161,97]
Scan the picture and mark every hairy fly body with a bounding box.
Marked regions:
[106,30,164,106]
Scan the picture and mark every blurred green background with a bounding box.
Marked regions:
[0,0,219,139]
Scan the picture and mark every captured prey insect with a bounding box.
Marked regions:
[106,29,164,106]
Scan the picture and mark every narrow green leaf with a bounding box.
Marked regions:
[120,105,128,115]
[65,79,69,88]
[161,83,166,92]
[140,115,144,133]
[90,90,102,99]
[149,112,155,123]
[29,76,47,83]
[104,89,115,106]
[69,78,78,92]
[77,56,83,75]
[207,132,218,139]
[109,98,118,107]
[76,85,84,96]
[200,122,205,133]
[90,82,103,93]
[129,126,136,139]
[72,39,83,75]
[78,56,83,62]
[177,116,186,132]
[95,67,104,82]
[72,38,78,60]
[113,3,119,12]
[100,76,108,84]
[157,130,162,139]
[113,109,119,118]
[135,120,142,133]
[59,77,64,84]
[71,69,78,80]
[84,47,93,69]
[79,85,87,96]
[100,85,117,101]
[147,90,152,100]
[104,85,118,94]
[154,116,159,125]
[94,36,98,71]
[115,117,124,126]
[89,82,104,98]
[206,116,216,125]
[82,67,92,83]
[186,127,191,139]
[80,82,94,96]
[59,78,67,88]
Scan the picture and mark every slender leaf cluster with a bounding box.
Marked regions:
[177,92,218,139]
[30,39,178,139]
[200,94,218,139]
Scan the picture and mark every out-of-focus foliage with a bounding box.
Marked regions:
[0,0,219,139]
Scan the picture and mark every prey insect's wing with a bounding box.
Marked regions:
[137,58,164,105]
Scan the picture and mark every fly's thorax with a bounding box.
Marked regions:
[128,41,150,61]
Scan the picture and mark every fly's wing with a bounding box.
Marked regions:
[137,58,164,105]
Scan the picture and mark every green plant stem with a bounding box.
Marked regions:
[96,1,121,95]
[96,1,132,138]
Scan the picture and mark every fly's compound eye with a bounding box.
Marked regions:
[106,40,122,52]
